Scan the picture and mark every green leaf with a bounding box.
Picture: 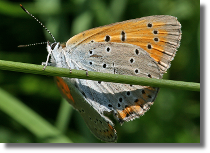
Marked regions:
[0,88,72,143]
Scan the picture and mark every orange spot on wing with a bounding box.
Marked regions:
[108,124,114,131]
[147,87,156,90]
[142,92,149,100]
[55,77,75,103]
[135,98,146,106]
[97,123,116,139]
[117,110,127,120]
[117,105,143,120]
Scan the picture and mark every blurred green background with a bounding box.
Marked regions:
[0,0,200,143]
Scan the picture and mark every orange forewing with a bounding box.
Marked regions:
[67,16,181,72]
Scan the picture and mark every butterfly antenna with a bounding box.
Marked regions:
[20,4,56,42]
[18,42,47,47]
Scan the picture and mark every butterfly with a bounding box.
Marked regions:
[20,4,181,142]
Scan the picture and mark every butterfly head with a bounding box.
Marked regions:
[47,41,60,51]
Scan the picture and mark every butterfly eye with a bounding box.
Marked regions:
[89,62,92,65]
[51,42,58,50]
[148,74,152,78]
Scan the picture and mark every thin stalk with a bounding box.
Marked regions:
[0,60,200,92]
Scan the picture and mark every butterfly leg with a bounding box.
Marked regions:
[73,64,89,76]
[65,60,72,73]
[70,60,89,76]
[63,51,73,73]
[63,51,88,76]
[42,41,54,70]
[83,69,89,76]
[41,62,52,66]
[42,49,52,70]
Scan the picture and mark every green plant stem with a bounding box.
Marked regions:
[0,60,200,92]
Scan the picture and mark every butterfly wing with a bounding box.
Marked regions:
[67,42,161,124]
[55,76,117,142]
[67,15,181,74]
